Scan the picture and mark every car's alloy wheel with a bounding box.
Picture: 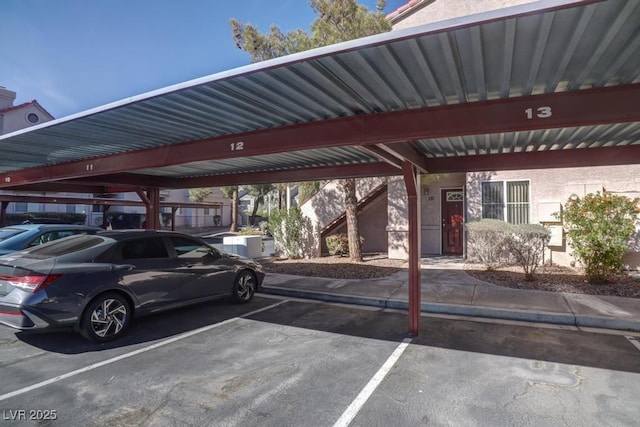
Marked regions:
[80,293,131,342]
[233,271,256,303]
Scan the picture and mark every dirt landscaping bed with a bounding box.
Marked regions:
[260,255,640,299]
[260,254,406,279]
[464,264,640,299]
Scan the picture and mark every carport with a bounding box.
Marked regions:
[0,0,638,335]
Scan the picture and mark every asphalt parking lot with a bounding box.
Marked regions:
[1,295,640,426]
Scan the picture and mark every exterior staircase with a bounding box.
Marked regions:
[300,177,388,256]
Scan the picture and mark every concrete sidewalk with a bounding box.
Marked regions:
[259,257,640,332]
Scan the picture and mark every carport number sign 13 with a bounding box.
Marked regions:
[525,106,552,119]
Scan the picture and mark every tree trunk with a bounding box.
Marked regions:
[230,189,239,232]
[343,178,362,262]
[250,196,263,225]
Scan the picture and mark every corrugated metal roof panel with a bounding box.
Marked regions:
[132,147,378,177]
[0,0,638,181]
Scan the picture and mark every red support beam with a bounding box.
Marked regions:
[5,183,137,194]
[164,162,400,188]
[376,142,430,173]
[402,161,421,336]
[356,146,403,169]
[2,84,639,188]
[423,145,640,174]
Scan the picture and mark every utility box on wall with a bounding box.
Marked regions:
[223,236,262,258]
[538,202,562,223]
[547,226,564,247]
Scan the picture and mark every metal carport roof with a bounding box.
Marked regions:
[1,0,639,336]
[0,0,638,192]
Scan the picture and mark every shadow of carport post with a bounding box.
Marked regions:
[402,161,421,336]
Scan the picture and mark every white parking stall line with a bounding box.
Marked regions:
[626,336,640,352]
[0,300,289,403]
[333,337,412,427]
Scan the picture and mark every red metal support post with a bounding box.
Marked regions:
[0,201,8,227]
[136,188,160,229]
[101,204,111,229]
[147,188,160,230]
[402,161,421,336]
[171,207,178,231]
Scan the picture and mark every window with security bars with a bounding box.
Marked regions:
[481,180,530,224]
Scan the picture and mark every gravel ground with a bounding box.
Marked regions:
[464,264,640,299]
[260,254,406,279]
[260,255,640,299]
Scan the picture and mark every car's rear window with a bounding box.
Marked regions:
[25,235,106,257]
[0,228,27,242]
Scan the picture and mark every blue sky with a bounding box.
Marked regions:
[1,0,407,118]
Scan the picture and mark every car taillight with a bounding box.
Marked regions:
[0,274,63,293]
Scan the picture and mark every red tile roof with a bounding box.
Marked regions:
[0,100,54,119]
[386,0,427,21]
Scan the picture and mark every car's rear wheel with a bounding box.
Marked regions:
[232,271,256,303]
[80,293,131,342]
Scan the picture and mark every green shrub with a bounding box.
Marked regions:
[298,181,322,205]
[326,234,349,256]
[268,208,314,259]
[561,192,639,283]
[240,227,259,235]
[505,224,551,281]
[325,233,364,257]
[258,221,269,235]
[6,212,87,225]
[466,219,512,270]
[468,219,552,279]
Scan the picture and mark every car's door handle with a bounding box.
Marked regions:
[113,264,135,271]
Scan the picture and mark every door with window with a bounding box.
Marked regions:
[441,189,464,254]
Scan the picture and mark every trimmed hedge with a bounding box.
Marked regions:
[467,219,550,281]
[4,212,87,225]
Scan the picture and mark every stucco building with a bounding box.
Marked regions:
[390,0,640,269]
[301,0,640,270]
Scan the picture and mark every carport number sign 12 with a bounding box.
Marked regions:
[230,142,244,151]
[525,106,552,119]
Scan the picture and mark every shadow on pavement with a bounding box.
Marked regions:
[15,296,640,374]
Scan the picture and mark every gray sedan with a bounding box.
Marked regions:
[0,230,264,342]
[0,224,102,255]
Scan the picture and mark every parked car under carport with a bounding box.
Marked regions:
[0,230,264,342]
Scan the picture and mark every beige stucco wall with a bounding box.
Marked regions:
[329,193,388,253]
[391,0,536,29]
[466,165,640,269]
[301,177,389,256]
[389,173,469,259]
[388,176,411,259]
[1,104,53,135]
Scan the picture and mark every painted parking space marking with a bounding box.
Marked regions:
[626,336,640,352]
[0,300,288,403]
[333,337,412,427]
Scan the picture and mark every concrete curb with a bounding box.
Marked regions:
[259,286,640,332]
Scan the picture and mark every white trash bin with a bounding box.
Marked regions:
[222,235,262,258]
